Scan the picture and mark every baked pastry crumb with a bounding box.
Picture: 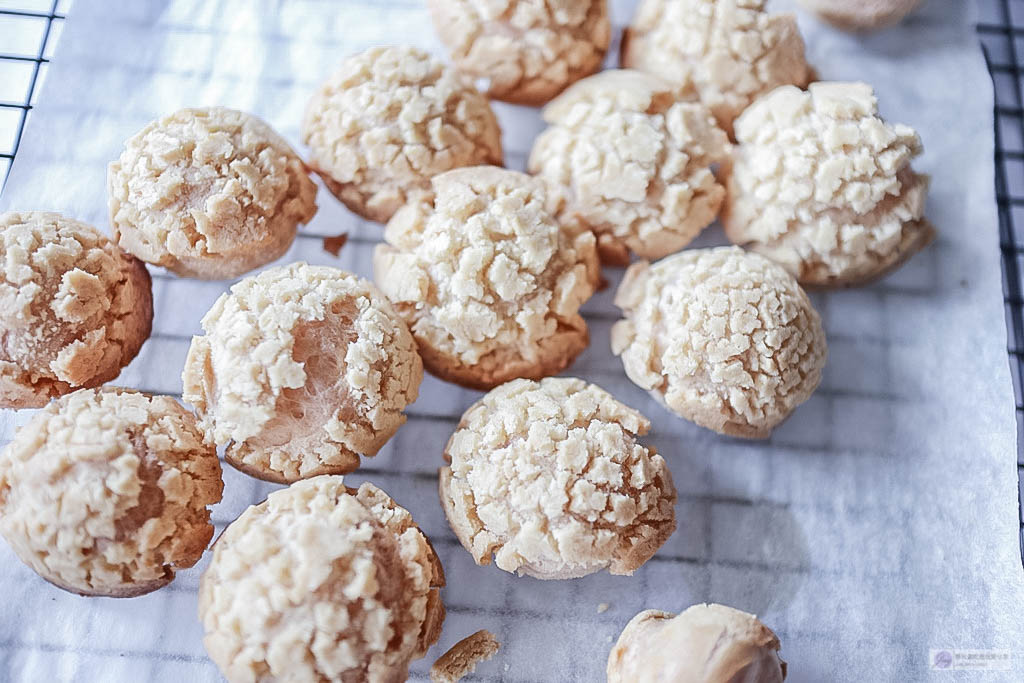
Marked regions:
[0,387,222,597]
[0,211,152,408]
[322,232,348,256]
[430,630,500,683]
[440,377,676,579]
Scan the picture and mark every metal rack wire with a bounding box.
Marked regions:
[0,0,63,188]
[0,0,1021,567]
[977,0,1024,564]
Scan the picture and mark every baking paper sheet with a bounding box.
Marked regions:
[1,0,1022,680]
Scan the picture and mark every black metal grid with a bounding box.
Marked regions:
[0,0,63,188]
[0,1,1020,565]
[977,0,1024,565]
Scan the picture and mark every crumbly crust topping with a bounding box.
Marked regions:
[723,82,934,286]
[440,377,676,579]
[611,247,826,438]
[0,387,222,596]
[182,262,422,482]
[0,211,152,407]
[374,167,598,388]
[109,107,316,279]
[428,0,610,105]
[199,477,444,683]
[622,0,812,136]
[529,70,730,263]
[302,46,502,223]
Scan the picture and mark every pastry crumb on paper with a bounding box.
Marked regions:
[322,232,348,256]
[430,630,500,683]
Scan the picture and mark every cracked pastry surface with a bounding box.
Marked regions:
[0,211,152,408]
[622,0,813,137]
[798,0,922,30]
[611,247,826,438]
[427,0,611,105]
[723,82,935,287]
[182,262,422,483]
[199,477,445,683]
[0,387,222,597]
[439,377,676,580]
[528,69,730,264]
[373,166,599,390]
[303,46,503,223]
[607,604,787,683]
[108,107,317,279]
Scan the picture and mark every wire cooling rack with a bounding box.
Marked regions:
[977,0,1024,564]
[0,0,1019,650]
[0,1,64,187]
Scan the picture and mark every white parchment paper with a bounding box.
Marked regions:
[0,0,1021,680]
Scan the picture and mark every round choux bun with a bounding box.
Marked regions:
[607,604,787,682]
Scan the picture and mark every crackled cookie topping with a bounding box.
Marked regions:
[529,69,730,264]
[622,0,812,136]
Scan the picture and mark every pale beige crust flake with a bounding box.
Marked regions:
[374,167,599,390]
[440,377,677,579]
[303,46,503,223]
[611,247,826,438]
[427,0,611,105]
[182,262,422,483]
[199,477,445,683]
[723,82,935,288]
[429,630,500,683]
[0,387,222,597]
[109,107,317,280]
[622,0,813,137]
[529,70,730,264]
[798,0,922,30]
[0,211,152,408]
[607,604,787,682]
